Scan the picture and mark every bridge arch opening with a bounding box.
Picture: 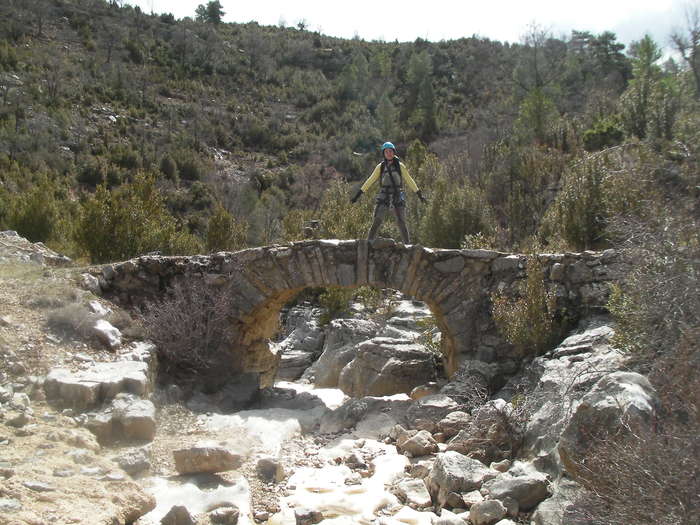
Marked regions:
[273,285,449,397]
[223,240,479,389]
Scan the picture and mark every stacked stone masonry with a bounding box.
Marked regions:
[98,239,625,388]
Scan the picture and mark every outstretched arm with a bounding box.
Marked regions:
[360,164,382,193]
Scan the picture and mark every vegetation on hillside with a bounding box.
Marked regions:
[1,0,697,263]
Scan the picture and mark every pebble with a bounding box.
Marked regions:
[10,362,27,375]
[68,449,93,465]
[0,497,21,511]
[101,472,126,482]
[24,480,55,492]
[53,468,75,477]
[210,505,240,524]
[7,411,30,427]
[80,466,104,476]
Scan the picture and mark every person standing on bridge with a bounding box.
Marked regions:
[350,142,426,244]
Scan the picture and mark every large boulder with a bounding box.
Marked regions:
[86,393,157,443]
[397,429,439,457]
[481,473,550,511]
[44,360,151,411]
[405,394,462,433]
[557,371,659,479]
[438,411,472,439]
[277,306,325,380]
[161,505,195,525]
[509,320,629,476]
[319,395,412,435]
[338,338,437,397]
[173,442,244,475]
[303,318,378,387]
[529,478,584,525]
[377,300,433,340]
[427,451,498,507]
[395,478,432,508]
[470,499,507,525]
[112,394,157,441]
[91,319,122,350]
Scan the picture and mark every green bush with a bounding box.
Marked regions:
[5,177,60,243]
[317,287,354,325]
[540,145,660,251]
[206,203,248,252]
[491,256,558,357]
[159,155,178,181]
[540,157,606,250]
[0,40,18,71]
[583,117,624,151]
[318,179,372,240]
[174,149,207,181]
[75,172,202,263]
[418,174,494,249]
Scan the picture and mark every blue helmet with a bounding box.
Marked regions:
[381,141,396,152]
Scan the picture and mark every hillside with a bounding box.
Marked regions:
[4,0,697,260]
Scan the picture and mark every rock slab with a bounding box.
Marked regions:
[173,442,243,474]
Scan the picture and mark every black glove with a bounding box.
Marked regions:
[417,190,428,204]
[350,189,363,203]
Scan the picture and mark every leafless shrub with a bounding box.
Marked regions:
[570,330,700,525]
[46,303,97,339]
[106,308,144,340]
[607,211,699,369]
[24,285,79,309]
[139,279,237,385]
[569,186,700,524]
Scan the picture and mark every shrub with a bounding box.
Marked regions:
[125,39,144,64]
[570,330,700,525]
[418,174,494,249]
[281,208,316,242]
[140,280,239,385]
[318,179,373,240]
[174,149,207,181]
[206,203,248,252]
[582,117,624,151]
[46,303,97,340]
[159,155,178,181]
[317,287,354,325]
[569,164,699,524]
[0,40,18,71]
[606,212,699,366]
[75,172,200,263]
[6,177,60,243]
[491,256,558,356]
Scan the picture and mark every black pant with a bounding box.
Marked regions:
[368,200,410,244]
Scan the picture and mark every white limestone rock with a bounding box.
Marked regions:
[173,442,243,475]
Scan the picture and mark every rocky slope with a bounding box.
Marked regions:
[0,231,656,525]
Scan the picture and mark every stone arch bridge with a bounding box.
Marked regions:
[99,239,624,387]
